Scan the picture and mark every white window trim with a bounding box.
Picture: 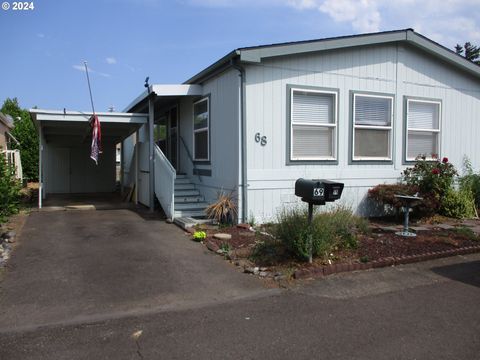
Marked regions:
[352,93,394,161]
[193,97,209,161]
[290,87,338,161]
[405,98,442,161]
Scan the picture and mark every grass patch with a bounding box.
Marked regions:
[452,226,479,241]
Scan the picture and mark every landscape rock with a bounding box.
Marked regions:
[259,271,270,277]
[205,240,220,252]
[244,266,259,275]
[235,259,248,268]
[274,274,287,281]
[237,223,252,230]
[1,231,15,240]
[234,247,252,258]
[216,249,225,255]
[213,233,232,241]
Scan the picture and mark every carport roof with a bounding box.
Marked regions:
[30,109,148,144]
[124,84,203,113]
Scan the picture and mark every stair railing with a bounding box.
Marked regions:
[1,149,23,182]
[179,135,202,183]
[154,144,176,220]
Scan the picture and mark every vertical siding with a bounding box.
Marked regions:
[178,68,240,205]
[245,44,480,222]
[44,142,116,194]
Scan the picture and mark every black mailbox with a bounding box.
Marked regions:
[295,178,344,205]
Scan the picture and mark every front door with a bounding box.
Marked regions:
[154,105,179,170]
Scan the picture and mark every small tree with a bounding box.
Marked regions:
[1,98,39,181]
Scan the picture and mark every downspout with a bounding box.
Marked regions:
[232,59,247,223]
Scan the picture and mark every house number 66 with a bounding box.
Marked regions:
[255,132,267,146]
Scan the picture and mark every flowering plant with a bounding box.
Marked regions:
[402,154,457,199]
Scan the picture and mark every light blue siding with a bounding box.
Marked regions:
[244,44,480,222]
[178,68,240,209]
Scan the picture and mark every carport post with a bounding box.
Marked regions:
[148,96,155,212]
[135,131,139,205]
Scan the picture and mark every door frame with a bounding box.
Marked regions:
[167,104,179,170]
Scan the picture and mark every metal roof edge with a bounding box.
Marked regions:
[29,108,148,117]
[183,50,239,84]
[405,30,480,79]
[123,89,150,112]
[238,29,410,62]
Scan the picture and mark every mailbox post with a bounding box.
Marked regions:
[295,179,344,263]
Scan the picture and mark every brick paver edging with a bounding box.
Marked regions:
[294,245,480,280]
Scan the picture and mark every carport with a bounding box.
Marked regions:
[30,109,148,208]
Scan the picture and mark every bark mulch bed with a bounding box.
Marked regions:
[187,220,480,283]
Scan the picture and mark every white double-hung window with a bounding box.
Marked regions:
[290,87,337,161]
[406,99,441,161]
[352,93,393,161]
[193,97,209,161]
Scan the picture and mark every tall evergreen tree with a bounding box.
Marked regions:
[1,98,39,181]
[455,42,480,64]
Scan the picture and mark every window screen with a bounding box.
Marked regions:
[193,98,209,161]
[353,94,393,160]
[406,100,440,160]
[290,89,336,160]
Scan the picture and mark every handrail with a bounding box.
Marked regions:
[179,135,202,182]
[154,144,176,220]
[1,149,23,182]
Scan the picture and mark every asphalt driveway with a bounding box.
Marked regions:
[1,209,479,359]
[0,209,268,332]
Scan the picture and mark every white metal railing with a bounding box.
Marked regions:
[154,144,176,220]
[1,149,23,182]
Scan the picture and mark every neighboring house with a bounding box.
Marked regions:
[0,112,14,150]
[0,112,22,181]
[32,29,480,225]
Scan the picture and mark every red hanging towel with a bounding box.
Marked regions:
[90,114,102,164]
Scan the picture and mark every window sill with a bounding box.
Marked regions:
[287,159,338,165]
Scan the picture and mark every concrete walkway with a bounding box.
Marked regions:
[0,209,268,332]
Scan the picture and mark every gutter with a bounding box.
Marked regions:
[231,59,247,223]
[6,131,20,146]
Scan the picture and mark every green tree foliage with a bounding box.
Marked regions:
[455,42,480,64]
[1,98,38,181]
[0,155,21,223]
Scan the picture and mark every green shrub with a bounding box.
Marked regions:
[274,205,367,261]
[368,183,418,210]
[0,155,21,223]
[440,189,476,219]
[192,230,207,241]
[459,156,480,210]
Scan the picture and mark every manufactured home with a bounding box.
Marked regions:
[32,29,480,225]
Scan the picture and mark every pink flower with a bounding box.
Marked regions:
[442,157,448,163]
[432,168,440,175]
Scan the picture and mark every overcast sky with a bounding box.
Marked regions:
[0,0,479,111]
